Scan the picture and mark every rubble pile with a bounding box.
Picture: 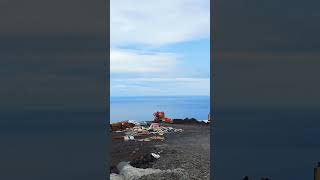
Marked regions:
[111,121,183,142]
[110,121,135,131]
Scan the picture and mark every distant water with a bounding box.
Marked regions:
[214,108,320,180]
[110,96,210,122]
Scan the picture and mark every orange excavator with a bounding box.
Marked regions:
[153,111,173,123]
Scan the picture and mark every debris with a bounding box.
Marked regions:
[174,128,183,133]
[148,123,159,130]
[123,135,135,141]
[111,121,135,131]
[151,153,160,159]
[137,138,151,142]
[111,120,183,142]
[151,136,165,141]
[158,132,164,136]
[128,120,140,126]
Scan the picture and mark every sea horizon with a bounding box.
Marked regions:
[110,96,210,123]
[110,95,210,98]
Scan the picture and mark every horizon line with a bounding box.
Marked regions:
[110,95,210,97]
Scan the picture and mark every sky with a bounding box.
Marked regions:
[110,0,210,96]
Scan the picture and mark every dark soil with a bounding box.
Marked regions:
[110,132,163,173]
[110,123,210,180]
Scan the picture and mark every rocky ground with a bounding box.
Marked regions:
[110,123,210,180]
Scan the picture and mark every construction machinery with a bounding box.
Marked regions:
[153,111,173,123]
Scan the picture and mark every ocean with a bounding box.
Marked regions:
[110,96,210,122]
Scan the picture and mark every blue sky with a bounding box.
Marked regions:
[110,0,210,96]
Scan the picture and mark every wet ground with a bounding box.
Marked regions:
[110,123,210,180]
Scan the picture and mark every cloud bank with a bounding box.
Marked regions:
[110,48,178,73]
[111,0,210,46]
[110,0,210,96]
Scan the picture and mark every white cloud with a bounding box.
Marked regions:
[122,77,209,82]
[110,48,179,73]
[110,0,210,96]
[111,0,210,46]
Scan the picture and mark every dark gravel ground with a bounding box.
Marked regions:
[110,123,210,180]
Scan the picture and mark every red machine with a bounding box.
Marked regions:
[153,111,173,123]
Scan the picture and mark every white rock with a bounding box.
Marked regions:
[151,153,160,159]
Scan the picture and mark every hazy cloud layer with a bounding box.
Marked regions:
[111,0,209,46]
[110,48,178,73]
[111,77,210,96]
[111,0,210,96]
